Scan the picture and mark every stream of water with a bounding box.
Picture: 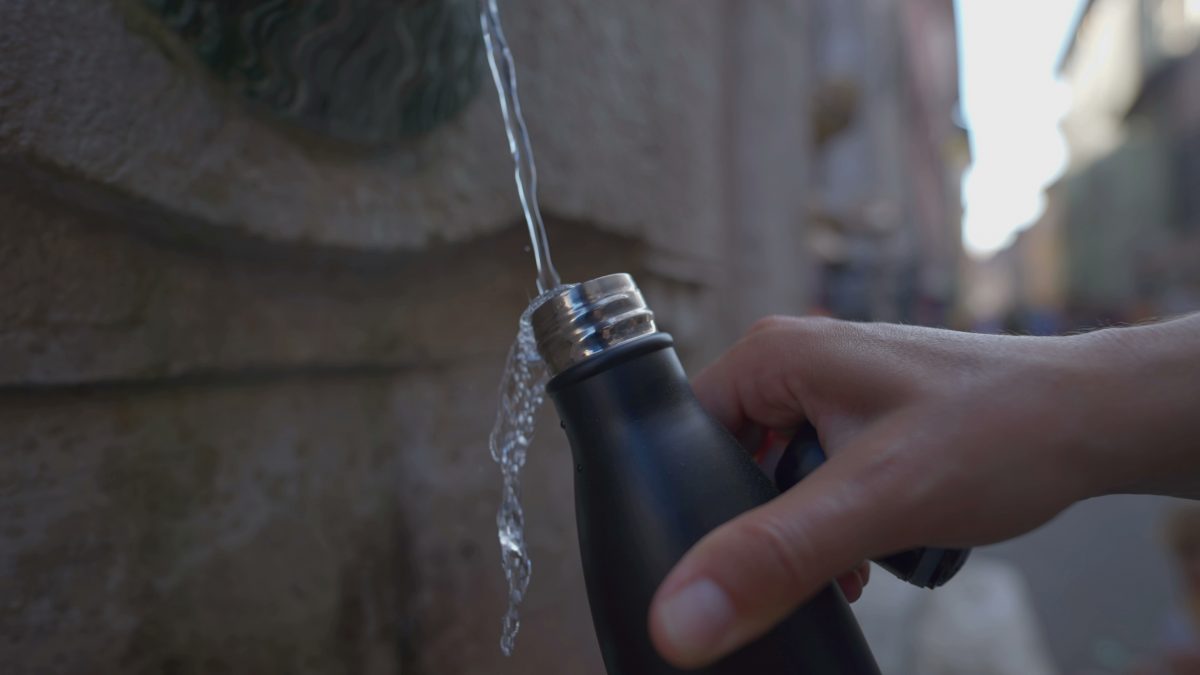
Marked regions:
[487,289,562,657]
[479,0,567,657]
[480,0,561,294]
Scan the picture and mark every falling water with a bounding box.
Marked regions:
[480,0,561,294]
[487,288,565,656]
[480,0,570,655]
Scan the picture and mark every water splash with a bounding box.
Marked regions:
[488,288,566,656]
[480,0,561,293]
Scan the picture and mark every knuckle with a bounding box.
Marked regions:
[747,315,795,336]
[746,315,842,343]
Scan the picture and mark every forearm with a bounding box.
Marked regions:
[1079,314,1200,499]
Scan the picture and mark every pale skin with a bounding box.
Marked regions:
[647,313,1200,669]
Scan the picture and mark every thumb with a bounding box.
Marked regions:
[647,438,916,669]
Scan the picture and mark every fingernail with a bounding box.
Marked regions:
[655,579,734,659]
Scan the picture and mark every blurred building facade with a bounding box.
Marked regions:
[807,0,968,325]
[991,0,1200,330]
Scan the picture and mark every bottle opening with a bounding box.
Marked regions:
[530,273,658,376]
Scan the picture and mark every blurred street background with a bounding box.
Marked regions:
[804,2,1200,673]
[818,1,1200,673]
[1,0,1198,674]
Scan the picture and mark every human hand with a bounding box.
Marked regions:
[648,315,1200,668]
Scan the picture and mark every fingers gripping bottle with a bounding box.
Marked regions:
[775,424,972,590]
[531,274,881,675]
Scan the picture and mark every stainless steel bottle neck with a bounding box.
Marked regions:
[530,273,659,377]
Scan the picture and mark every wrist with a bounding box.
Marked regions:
[1068,317,1200,499]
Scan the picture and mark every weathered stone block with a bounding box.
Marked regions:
[0,361,610,674]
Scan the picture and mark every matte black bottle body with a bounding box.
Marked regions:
[548,335,880,675]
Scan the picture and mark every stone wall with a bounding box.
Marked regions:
[0,1,816,673]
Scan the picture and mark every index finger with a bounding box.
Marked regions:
[691,316,819,434]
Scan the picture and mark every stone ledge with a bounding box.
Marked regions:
[0,183,661,388]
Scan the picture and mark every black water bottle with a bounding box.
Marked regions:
[531,274,881,675]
